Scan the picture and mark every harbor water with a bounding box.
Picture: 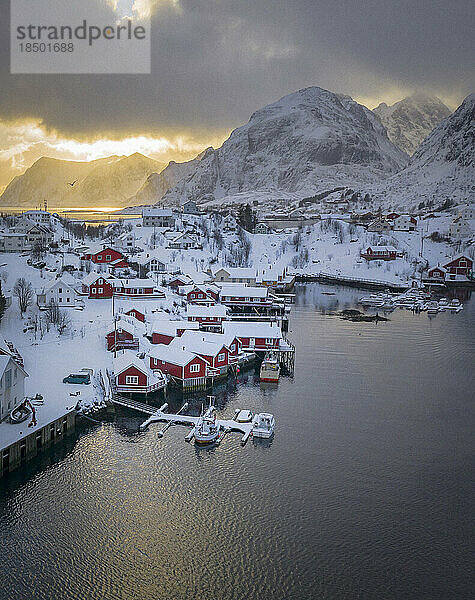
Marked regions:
[0,283,473,599]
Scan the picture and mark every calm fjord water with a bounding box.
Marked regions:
[1,284,473,600]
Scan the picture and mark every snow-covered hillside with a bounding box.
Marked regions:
[373,94,452,155]
[159,87,408,210]
[369,93,475,211]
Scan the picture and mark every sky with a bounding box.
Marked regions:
[0,0,473,190]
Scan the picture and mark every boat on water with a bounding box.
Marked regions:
[426,301,440,314]
[194,401,221,445]
[252,413,275,439]
[260,352,280,382]
[235,409,253,423]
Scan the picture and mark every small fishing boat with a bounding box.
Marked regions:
[260,352,280,382]
[194,402,221,445]
[449,298,461,307]
[251,413,275,439]
[9,401,32,424]
[426,301,439,314]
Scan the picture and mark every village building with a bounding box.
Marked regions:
[0,354,28,422]
[449,215,472,241]
[148,344,208,382]
[115,300,166,323]
[80,246,128,272]
[80,273,118,299]
[361,246,398,261]
[106,318,144,352]
[113,278,165,299]
[137,251,168,276]
[392,215,417,231]
[142,208,175,228]
[0,233,28,253]
[167,274,193,290]
[218,284,273,308]
[211,267,257,285]
[185,284,220,305]
[22,210,51,225]
[113,351,166,395]
[458,205,475,220]
[116,231,137,252]
[222,321,283,351]
[186,304,229,328]
[149,320,200,345]
[177,330,233,374]
[254,222,272,234]
[443,255,473,281]
[426,266,447,283]
[182,200,200,215]
[167,232,197,250]
[36,276,79,308]
[366,216,393,233]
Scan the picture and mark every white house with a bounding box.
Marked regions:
[449,216,472,241]
[0,354,28,421]
[142,208,175,228]
[167,232,197,250]
[116,231,137,252]
[36,276,79,308]
[182,200,200,215]
[459,205,475,220]
[22,210,51,225]
[392,215,417,231]
[0,233,28,253]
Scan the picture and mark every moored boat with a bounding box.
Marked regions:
[194,402,221,445]
[9,400,32,424]
[251,413,275,439]
[260,352,280,382]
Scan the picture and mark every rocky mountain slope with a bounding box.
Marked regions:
[158,86,409,209]
[373,94,452,155]
[128,150,208,206]
[369,93,474,210]
[0,153,165,209]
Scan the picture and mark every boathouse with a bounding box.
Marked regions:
[222,321,283,351]
[442,255,473,280]
[113,352,167,394]
[106,319,141,352]
[148,345,208,382]
[186,304,229,327]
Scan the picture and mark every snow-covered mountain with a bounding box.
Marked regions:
[158,87,408,209]
[373,94,452,155]
[128,150,208,206]
[370,93,474,210]
[0,153,165,209]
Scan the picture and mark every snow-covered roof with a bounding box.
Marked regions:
[186,304,228,318]
[148,342,203,366]
[42,276,78,293]
[149,319,200,336]
[118,278,156,288]
[142,208,174,217]
[219,284,268,298]
[223,321,283,338]
[367,245,397,252]
[212,267,256,278]
[113,351,163,384]
[81,272,115,286]
[136,250,169,266]
[177,330,226,357]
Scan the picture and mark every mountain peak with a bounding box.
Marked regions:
[373,94,452,155]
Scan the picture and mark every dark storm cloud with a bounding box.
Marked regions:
[0,0,473,138]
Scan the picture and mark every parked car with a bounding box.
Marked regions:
[63,372,91,384]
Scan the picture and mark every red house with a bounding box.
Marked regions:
[443,255,473,280]
[150,320,200,345]
[178,331,232,373]
[361,245,397,261]
[124,308,146,322]
[427,266,447,282]
[186,304,229,327]
[186,285,219,305]
[168,275,190,290]
[148,345,208,381]
[222,322,282,351]
[386,212,400,221]
[106,318,142,352]
[114,278,164,299]
[81,246,128,270]
[113,352,167,394]
[81,273,117,299]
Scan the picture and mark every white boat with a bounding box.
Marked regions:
[194,402,221,445]
[426,301,439,314]
[260,352,280,382]
[449,298,461,307]
[252,413,275,439]
[9,401,32,424]
[235,409,253,423]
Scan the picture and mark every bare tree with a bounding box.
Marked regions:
[57,310,71,335]
[45,299,61,326]
[13,278,34,317]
